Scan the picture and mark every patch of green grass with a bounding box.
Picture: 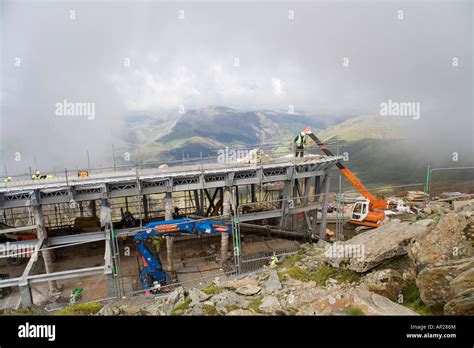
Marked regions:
[334,268,362,284]
[172,297,192,315]
[278,266,310,281]
[202,305,219,316]
[310,265,336,285]
[225,305,240,312]
[280,252,303,268]
[1,308,36,316]
[344,306,365,316]
[201,284,223,295]
[54,303,103,316]
[247,296,263,313]
[401,280,431,316]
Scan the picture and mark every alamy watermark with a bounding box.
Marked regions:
[55,99,95,120]
[380,99,420,120]
[0,242,35,258]
[217,146,260,164]
[324,243,365,262]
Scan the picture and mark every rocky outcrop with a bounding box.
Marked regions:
[324,220,431,272]
[416,257,474,306]
[408,211,473,266]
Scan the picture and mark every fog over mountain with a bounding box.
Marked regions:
[1,1,472,175]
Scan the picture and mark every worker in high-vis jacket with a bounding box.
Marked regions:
[31,170,42,180]
[293,131,307,158]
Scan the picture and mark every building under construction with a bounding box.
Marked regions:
[0,154,342,309]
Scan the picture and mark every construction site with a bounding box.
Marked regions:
[0,128,472,314]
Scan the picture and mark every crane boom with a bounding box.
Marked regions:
[303,128,388,210]
[134,218,232,290]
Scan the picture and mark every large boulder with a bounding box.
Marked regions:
[324,220,431,272]
[444,288,474,315]
[351,289,419,315]
[408,210,473,266]
[416,257,474,306]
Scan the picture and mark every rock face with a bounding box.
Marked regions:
[416,257,474,306]
[351,289,419,316]
[324,220,430,272]
[444,289,474,315]
[362,269,403,302]
[408,211,473,266]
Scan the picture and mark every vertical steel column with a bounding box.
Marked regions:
[319,174,331,239]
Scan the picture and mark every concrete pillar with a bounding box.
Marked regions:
[32,203,59,295]
[319,174,331,239]
[166,236,174,271]
[222,187,231,216]
[105,273,115,298]
[101,198,119,298]
[220,232,229,268]
[220,187,231,267]
[163,192,174,271]
[19,283,33,307]
[164,192,173,220]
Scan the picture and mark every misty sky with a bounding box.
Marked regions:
[1,0,472,175]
